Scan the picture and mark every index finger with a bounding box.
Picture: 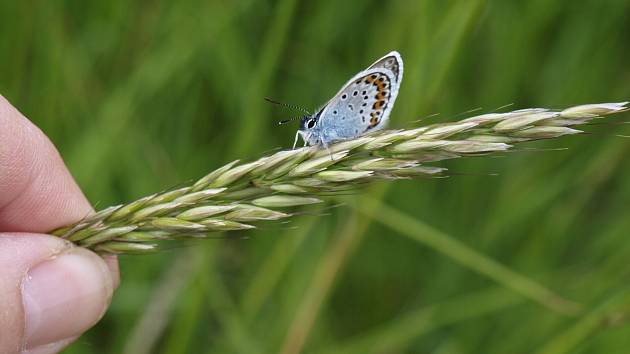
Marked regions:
[0,94,92,232]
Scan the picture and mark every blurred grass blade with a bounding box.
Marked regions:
[534,289,630,354]
[355,197,581,315]
[123,249,203,354]
[316,287,523,354]
[278,213,365,354]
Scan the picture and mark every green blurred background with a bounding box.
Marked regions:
[2,0,630,353]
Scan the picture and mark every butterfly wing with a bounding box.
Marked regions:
[316,52,403,143]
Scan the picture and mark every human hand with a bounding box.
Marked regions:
[0,95,119,353]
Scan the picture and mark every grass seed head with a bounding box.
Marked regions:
[49,102,628,253]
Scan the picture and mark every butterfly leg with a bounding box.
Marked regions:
[303,132,312,147]
[292,131,301,149]
[321,138,333,160]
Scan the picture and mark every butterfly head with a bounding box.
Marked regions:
[297,111,324,146]
[299,114,318,132]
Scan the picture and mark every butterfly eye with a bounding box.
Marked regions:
[307,119,316,129]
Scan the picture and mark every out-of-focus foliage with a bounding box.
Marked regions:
[1,1,629,353]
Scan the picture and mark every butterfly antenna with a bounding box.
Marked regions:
[278,116,301,125]
[265,97,311,115]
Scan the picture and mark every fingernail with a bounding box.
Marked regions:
[21,336,77,354]
[21,247,114,349]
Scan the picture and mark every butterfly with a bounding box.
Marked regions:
[294,51,403,149]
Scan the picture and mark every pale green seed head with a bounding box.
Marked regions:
[200,218,255,231]
[149,217,206,231]
[177,205,237,221]
[108,194,157,221]
[81,226,139,246]
[173,188,226,203]
[461,112,510,125]
[252,195,322,208]
[511,126,581,139]
[423,122,478,139]
[251,149,305,175]
[95,241,158,254]
[47,101,629,254]
[270,184,310,194]
[391,165,447,177]
[362,130,414,150]
[468,135,515,143]
[150,187,191,204]
[211,161,264,187]
[263,148,313,180]
[442,141,511,154]
[289,150,349,176]
[315,170,373,182]
[493,112,559,131]
[224,205,289,221]
[352,158,419,171]
[561,102,628,118]
[66,226,106,242]
[291,178,330,188]
[390,139,451,153]
[192,160,240,191]
[130,201,187,223]
[313,137,373,157]
[221,187,268,200]
[116,231,166,242]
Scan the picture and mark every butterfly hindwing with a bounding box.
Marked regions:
[316,69,394,141]
[368,51,403,82]
[364,51,403,128]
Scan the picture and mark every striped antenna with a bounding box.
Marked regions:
[264,97,311,114]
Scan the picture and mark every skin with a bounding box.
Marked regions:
[0,95,119,354]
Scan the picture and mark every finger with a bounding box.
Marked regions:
[0,94,92,232]
[0,233,117,353]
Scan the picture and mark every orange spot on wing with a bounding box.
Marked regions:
[365,74,377,84]
[373,101,384,109]
[369,113,380,128]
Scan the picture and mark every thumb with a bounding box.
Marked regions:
[0,233,117,354]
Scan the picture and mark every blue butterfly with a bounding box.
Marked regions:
[294,51,403,149]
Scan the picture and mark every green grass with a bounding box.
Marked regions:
[1,0,630,353]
